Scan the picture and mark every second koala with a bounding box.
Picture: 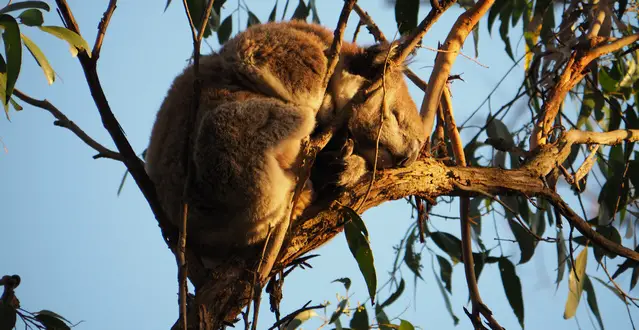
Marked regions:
[145,21,425,260]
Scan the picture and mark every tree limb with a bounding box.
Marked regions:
[12,89,123,161]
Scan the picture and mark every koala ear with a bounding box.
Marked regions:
[342,42,397,80]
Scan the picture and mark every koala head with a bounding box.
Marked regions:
[329,42,426,170]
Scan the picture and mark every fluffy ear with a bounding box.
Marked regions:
[341,43,396,80]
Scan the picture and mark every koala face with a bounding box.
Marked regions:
[327,43,426,171]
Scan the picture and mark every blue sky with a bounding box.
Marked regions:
[1,0,636,329]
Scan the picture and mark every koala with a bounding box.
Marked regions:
[144,21,425,261]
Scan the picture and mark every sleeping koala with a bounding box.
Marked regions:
[145,21,424,259]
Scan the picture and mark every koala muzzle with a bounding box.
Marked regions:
[397,139,422,167]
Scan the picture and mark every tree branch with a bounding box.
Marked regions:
[54,0,177,245]
[92,0,117,61]
[420,0,496,140]
[12,89,123,161]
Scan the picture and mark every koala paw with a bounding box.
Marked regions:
[337,153,368,188]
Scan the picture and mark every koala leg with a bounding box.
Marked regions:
[191,97,316,246]
[291,179,314,220]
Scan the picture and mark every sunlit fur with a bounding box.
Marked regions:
[145,21,425,258]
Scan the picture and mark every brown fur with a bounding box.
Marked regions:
[145,21,424,264]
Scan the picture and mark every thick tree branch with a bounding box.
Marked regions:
[13,89,123,161]
[54,0,177,245]
[421,0,495,139]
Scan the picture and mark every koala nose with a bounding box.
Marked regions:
[397,139,422,167]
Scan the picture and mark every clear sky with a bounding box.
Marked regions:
[2,0,635,329]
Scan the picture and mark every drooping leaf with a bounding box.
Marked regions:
[394,0,418,35]
[285,310,318,330]
[379,278,405,309]
[21,33,55,84]
[404,228,423,280]
[329,299,348,324]
[246,10,260,28]
[430,231,462,264]
[436,255,453,293]
[0,1,50,14]
[309,0,320,24]
[508,218,537,264]
[18,8,43,26]
[375,305,392,330]
[349,305,369,330]
[9,97,22,111]
[268,1,277,22]
[332,277,351,291]
[0,14,22,104]
[39,25,91,58]
[217,15,233,44]
[582,276,605,330]
[0,72,10,117]
[564,247,588,319]
[432,257,459,325]
[499,258,524,328]
[486,117,515,150]
[556,229,567,287]
[34,310,71,330]
[593,226,621,262]
[291,0,309,20]
[398,319,415,330]
[343,207,377,303]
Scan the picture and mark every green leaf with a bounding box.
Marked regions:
[430,231,462,263]
[309,0,320,24]
[404,228,423,280]
[432,257,460,325]
[398,319,415,330]
[0,71,10,118]
[343,206,377,304]
[556,230,567,287]
[332,277,351,291]
[268,1,277,22]
[291,0,309,20]
[599,68,619,93]
[18,8,43,26]
[329,299,348,324]
[594,226,621,262]
[349,305,369,330]
[487,0,507,33]
[39,25,91,58]
[34,310,71,330]
[379,278,405,309]
[375,305,392,330]
[394,0,419,35]
[9,97,22,111]
[582,276,605,330]
[486,117,515,150]
[436,255,453,293]
[509,219,537,264]
[0,14,22,105]
[498,1,514,60]
[246,10,260,28]
[0,1,50,14]
[21,33,55,84]
[285,310,318,330]
[564,247,588,319]
[217,15,232,44]
[499,258,524,328]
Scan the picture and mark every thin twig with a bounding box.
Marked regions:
[92,0,117,61]
[12,89,122,161]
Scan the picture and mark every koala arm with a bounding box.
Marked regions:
[189,97,316,247]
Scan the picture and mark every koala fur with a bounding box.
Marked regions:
[145,21,425,257]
